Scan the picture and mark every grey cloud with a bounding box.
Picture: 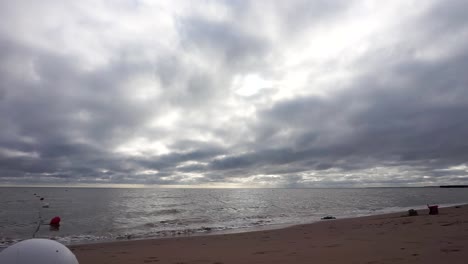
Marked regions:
[178,16,271,72]
[198,20,468,185]
[209,47,468,182]
[418,0,468,34]
[270,0,350,33]
[1,0,468,187]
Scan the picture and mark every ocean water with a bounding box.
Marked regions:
[1,187,468,248]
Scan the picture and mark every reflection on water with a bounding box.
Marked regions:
[1,187,468,247]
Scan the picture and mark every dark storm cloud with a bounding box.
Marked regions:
[1,0,468,187]
[0,34,160,182]
[0,38,154,144]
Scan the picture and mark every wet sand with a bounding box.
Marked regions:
[72,205,468,264]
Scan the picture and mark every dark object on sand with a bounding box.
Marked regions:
[408,209,418,216]
[455,205,461,208]
[428,204,439,215]
[40,197,44,200]
[321,216,336,220]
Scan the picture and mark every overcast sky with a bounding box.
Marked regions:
[1,0,468,187]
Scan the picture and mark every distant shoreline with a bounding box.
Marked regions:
[1,185,465,189]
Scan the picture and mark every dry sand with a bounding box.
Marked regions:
[72,205,468,264]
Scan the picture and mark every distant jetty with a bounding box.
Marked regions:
[440,185,468,188]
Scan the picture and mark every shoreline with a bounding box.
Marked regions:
[68,202,465,246]
[3,202,465,250]
[64,202,466,246]
[71,203,468,264]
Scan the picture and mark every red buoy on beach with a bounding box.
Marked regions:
[428,205,439,215]
[50,216,61,226]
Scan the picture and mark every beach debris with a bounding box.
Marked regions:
[455,205,461,208]
[40,197,44,201]
[427,204,439,215]
[42,203,50,208]
[408,209,418,216]
[321,216,336,220]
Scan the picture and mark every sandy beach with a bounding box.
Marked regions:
[71,205,468,264]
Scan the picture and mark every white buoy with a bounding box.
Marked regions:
[0,239,79,264]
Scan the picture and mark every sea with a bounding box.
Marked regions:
[1,187,468,249]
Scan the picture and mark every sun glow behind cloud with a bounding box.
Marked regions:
[114,138,170,156]
[233,73,274,97]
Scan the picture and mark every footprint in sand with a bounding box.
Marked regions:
[441,246,462,253]
[325,244,341,248]
[143,256,160,262]
[441,222,459,226]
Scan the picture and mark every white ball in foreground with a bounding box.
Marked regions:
[0,238,78,264]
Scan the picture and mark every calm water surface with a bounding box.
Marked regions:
[1,187,468,247]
